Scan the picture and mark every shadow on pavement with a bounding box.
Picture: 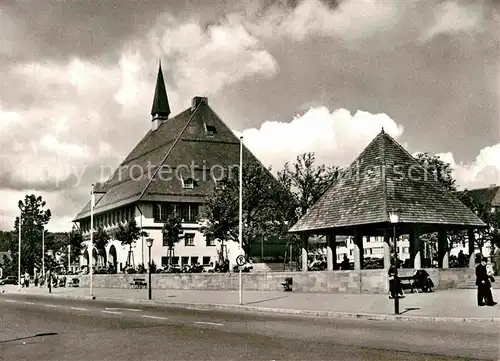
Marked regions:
[399,307,420,315]
[0,332,58,344]
[244,295,290,305]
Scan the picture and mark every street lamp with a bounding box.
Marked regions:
[18,204,23,291]
[239,135,243,306]
[389,211,400,315]
[146,238,154,300]
[47,249,53,294]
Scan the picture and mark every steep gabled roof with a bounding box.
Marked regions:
[462,186,500,207]
[74,98,266,221]
[289,129,486,233]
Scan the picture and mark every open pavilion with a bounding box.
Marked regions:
[289,129,487,275]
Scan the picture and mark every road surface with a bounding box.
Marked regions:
[0,294,498,361]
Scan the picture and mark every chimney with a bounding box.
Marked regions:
[191,96,208,111]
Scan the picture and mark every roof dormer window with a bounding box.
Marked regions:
[205,124,216,137]
[182,177,195,189]
[214,178,224,190]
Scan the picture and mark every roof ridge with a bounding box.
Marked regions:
[204,104,279,181]
[121,109,191,165]
[382,132,484,222]
[380,132,388,222]
[137,100,204,202]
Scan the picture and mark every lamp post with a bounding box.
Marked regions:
[18,214,22,290]
[47,249,53,294]
[239,136,243,306]
[42,227,45,278]
[146,238,153,300]
[18,205,23,291]
[89,184,95,298]
[389,211,400,315]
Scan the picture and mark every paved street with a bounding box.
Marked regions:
[0,293,498,361]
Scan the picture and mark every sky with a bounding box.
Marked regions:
[0,0,499,232]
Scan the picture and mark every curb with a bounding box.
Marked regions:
[2,290,499,324]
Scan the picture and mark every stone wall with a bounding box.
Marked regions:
[72,268,474,294]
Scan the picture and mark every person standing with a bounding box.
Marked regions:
[475,254,496,306]
[493,243,500,276]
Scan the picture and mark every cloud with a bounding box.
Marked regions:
[0,9,280,232]
[420,1,486,42]
[238,106,404,171]
[147,14,279,96]
[436,144,500,190]
[246,0,400,42]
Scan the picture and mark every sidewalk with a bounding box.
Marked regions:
[2,285,499,323]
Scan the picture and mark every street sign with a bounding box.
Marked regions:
[236,255,246,266]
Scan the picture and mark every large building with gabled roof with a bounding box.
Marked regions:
[73,63,264,271]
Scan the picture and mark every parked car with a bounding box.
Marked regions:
[0,276,18,285]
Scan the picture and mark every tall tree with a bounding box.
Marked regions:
[278,152,340,219]
[0,231,13,251]
[414,154,463,259]
[162,214,184,264]
[276,152,340,261]
[459,190,500,255]
[68,226,85,262]
[9,195,51,274]
[201,163,293,257]
[414,152,456,191]
[114,219,148,267]
[93,226,110,266]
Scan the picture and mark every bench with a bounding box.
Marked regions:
[68,278,79,287]
[398,276,416,293]
[129,278,147,289]
[281,277,293,292]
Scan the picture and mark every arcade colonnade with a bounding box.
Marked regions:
[299,228,478,271]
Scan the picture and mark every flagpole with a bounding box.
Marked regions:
[239,136,243,305]
[18,213,21,291]
[90,184,94,297]
[42,228,45,278]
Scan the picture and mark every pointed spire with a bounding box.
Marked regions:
[151,60,171,118]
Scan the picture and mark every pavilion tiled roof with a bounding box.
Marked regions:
[461,186,500,207]
[289,129,487,233]
[73,98,265,221]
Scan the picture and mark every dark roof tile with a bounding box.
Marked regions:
[289,130,486,233]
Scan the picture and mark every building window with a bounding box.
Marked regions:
[179,204,190,222]
[181,256,189,265]
[172,256,179,265]
[184,233,195,246]
[182,177,195,189]
[349,249,353,256]
[202,256,211,265]
[153,203,173,223]
[206,238,216,247]
[205,124,216,136]
[191,256,199,265]
[161,257,168,266]
[189,204,199,222]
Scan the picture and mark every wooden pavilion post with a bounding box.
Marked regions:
[383,228,391,269]
[326,234,336,271]
[467,229,476,268]
[353,228,363,270]
[438,230,449,268]
[410,227,422,269]
[300,234,308,272]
